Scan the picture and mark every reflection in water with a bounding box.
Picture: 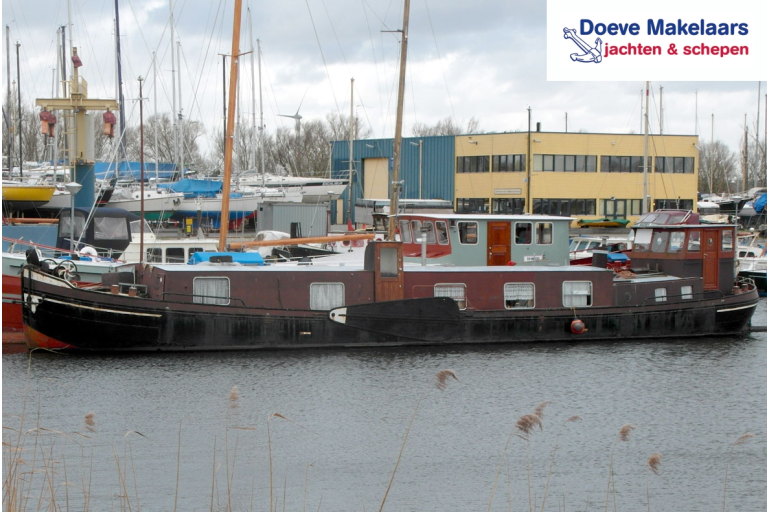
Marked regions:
[3,313,766,511]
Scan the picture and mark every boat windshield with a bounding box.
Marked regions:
[129,219,155,237]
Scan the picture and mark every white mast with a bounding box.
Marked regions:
[153,50,159,180]
[170,0,177,169]
[643,81,649,214]
[177,40,184,175]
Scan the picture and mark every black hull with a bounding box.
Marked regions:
[22,269,759,352]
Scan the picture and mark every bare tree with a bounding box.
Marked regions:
[698,140,738,194]
[411,116,482,137]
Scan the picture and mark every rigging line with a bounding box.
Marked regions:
[185,0,225,132]
[304,0,340,116]
[360,0,384,139]
[422,0,456,121]
[319,0,350,81]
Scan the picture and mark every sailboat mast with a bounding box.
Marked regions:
[642,81,649,214]
[348,78,354,229]
[218,0,243,251]
[387,0,410,240]
[170,0,177,169]
[248,8,256,174]
[258,39,264,190]
[114,0,126,163]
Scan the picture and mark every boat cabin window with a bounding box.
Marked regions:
[651,232,670,253]
[633,229,652,252]
[721,230,733,252]
[687,231,700,252]
[379,247,399,278]
[435,221,449,245]
[310,283,345,311]
[563,281,592,307]
[536,222,553,245]
[504,283,535,309]
[59,215,85,239]
[515,222,532,245]
[146,248,162,263]
[458,222,478,244]
[193,277,230,305]
[166,248,186,263]
[399,220,413,243]
[681,285,693,300]
[189,248,205,258]
[668,232,685,253]
[434,283,467,310]
[94,217,130,240]
[654,288,667,302]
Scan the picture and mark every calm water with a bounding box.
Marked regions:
[3,300,766,512]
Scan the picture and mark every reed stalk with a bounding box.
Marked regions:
[722,432,754,512]
[604,424,634,512]
[645,453,661,512]
[378,369,458,512]
[540,416,581,512]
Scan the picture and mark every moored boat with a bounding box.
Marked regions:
[20,213,759,351]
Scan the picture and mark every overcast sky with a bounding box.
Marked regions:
[2,0,766,159]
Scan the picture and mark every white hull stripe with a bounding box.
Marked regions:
[717,304,757,313]
[44,297,163,318]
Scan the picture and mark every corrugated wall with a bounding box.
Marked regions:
[331,135,455,224]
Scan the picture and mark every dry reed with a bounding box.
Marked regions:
[377,369,458,512]
[604,423,635,512]
[645,452,662,512]
[722,432,754,512]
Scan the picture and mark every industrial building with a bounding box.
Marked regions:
[330,130,699,227]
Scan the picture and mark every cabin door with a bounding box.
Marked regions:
[702,229,719,290]
[487,222,511,266]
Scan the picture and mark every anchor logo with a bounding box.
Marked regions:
[563,28,602,63]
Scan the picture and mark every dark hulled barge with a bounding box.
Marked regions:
[20,211,759,352]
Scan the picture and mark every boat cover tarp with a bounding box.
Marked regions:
[189,251,265,265]
[577,218,631,227]
[94,162,179,181]
[754,193,766,213]
[158,179,222,198]
[606,252,629,262]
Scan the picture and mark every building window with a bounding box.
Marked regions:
[434,283,467,310]
[458,222,478,244]
[492,154,526,172]
[654,288,667,302]
[515,222,532,244]
[533,199,596,216]
[492,198,525,214]
[681,285,693,300]
[563,281,592,307]
[600,155,645,173]
[456,198,489,213]
[504,283,535,309]
[655,156,694,174]
[601,199,642,218]
[534,154,596,172]
[536,222,553,244]
[655,199,694,210]
[457,155,490,173]
[193,277,230,305]
[310,283,345,311]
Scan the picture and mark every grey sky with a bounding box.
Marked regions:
[2,0,765,159]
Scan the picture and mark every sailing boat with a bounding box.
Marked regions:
[19,1,759,352]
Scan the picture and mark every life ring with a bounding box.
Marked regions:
[342,239,351,247]
[570,319,587,334]
[79,246,98,257]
